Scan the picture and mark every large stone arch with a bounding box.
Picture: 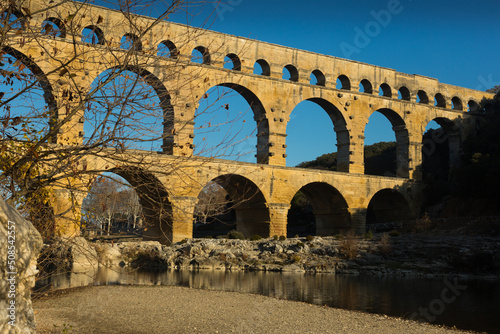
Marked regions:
[206,174,270,237]
[422,116,462,180]
[286,97,351,172]
[287,181,351,236]
[1,46,58,141]
[194,81,270,163]
[87,66,174,153]
[109,167,173,244]
[366,188,411,227]
[365,107,410,178]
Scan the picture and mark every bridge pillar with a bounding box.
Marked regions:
[408,139,423,180]
[266,107,288,166]
[169,196,198,243]
[48,73,87,146]
[268,203,290,237]
[394,124,410,178]
[349,208,367,234]
[336,128,351,172]
[50,188,85,238]
[348,133,365,174]
[167,95,196,157]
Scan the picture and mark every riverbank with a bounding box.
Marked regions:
[90,234,500,279]
[33,285,475,334]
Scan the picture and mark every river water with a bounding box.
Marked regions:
[36,268,500,333]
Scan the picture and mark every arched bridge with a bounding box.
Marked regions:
[2,0,492,243]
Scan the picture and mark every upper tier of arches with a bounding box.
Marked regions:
[4,1,488,114]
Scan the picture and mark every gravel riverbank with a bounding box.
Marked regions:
[33,285,475,334]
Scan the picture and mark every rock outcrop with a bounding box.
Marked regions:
[93,234,500,279]
[0,197,43,334]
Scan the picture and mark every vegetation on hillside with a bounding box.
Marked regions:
[297,141,397,176]
[448,92,500,214]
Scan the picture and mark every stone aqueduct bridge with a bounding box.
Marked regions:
[4,1,492,243]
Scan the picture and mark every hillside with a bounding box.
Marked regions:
[297,141,397,176]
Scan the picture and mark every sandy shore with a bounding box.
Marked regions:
[32,285,474,334]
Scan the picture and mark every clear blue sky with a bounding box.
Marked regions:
[107,0,500,166]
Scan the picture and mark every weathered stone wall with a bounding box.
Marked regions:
[0,197,43,334]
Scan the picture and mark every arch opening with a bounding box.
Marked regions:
[224,53,241,71]
[364,109,409,178]
[41,17,66,38]
[193,181,234,237]
[86,67,172,153]
[191,46,210,65]
[434,93,446,108]
[417,90,429,104]
[157,40,178,59]
[0,46,57,142]
[283,64,299,82]
[422,118,460,185]
[336,75,351,90]
[366,189,411,228]
[253,59,270,76]
[194,83,268,163]
[194,174,269,238]
[398,86,411,101]
[287,182,351,237]
[82,26,105,45]
[0,9,25,30]
[310,70,325,86]
[287,98,350,171]
[379,83,392,97]
[451,96,463,111]
[468,100,480,113]
[82,169,172,243]
[121,33,142,51]
[359,79,373,94]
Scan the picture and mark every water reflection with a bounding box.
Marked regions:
[36,268,500,333]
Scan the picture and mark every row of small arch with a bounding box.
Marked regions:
[2,10,482,113]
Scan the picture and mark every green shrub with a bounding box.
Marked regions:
[364,230,373,240]
[306,235,314,242]
[227,230,245,240]
[293,255,301,263]
[294,234,300,238]
[272,235,279,241]
[250,235,262,241]
[279,235,286,241]
[179,238,188,244]
[296,242,305,248]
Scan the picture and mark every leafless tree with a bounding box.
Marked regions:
[194,181,230,224]
[0,0,253,243]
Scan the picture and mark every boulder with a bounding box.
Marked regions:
[94,243,123,268]
[0,196,43,334]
